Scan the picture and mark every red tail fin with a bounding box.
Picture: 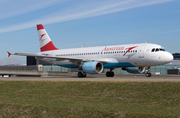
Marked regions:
[37,24,58,52]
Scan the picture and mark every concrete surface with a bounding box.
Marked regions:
[0,75,180,82]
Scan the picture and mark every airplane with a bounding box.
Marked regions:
[8,24,173,78]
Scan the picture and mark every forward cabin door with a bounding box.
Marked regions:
[138,45,146,58]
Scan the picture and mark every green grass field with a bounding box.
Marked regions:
[0,81,180,117]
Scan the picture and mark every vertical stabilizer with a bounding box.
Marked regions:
[37,24,58,52]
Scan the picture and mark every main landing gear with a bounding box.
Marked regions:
[77,71,87,78]
[106,68,114,77]
[145,66,151,77]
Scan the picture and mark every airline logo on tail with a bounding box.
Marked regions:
[37,24,58,52]
[39,34,46,41]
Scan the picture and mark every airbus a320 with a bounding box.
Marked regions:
[8,24,173,78]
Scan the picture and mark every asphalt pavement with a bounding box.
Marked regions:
[0,75,180,82]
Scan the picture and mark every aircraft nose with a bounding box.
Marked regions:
[165,52,173,63]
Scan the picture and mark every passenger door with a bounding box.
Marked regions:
[138,45,146,58]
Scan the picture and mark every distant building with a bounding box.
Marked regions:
[172,53,180,60]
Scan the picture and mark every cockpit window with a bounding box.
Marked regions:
[152,48,165,52]
[155,48,159,52]
[160,48,165,51]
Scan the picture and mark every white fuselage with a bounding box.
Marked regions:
[37,43,173,68]
[10,24,173,77]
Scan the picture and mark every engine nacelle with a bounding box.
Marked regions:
[122,67,145,74]
[82,61,103,74]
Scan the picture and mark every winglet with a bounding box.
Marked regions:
[7,51,11,57]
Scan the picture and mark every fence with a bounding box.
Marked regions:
[43,65,70,72]
[0,66,38,71]
[0,65,179,75]
[150,65,180,75]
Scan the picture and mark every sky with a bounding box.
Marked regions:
[0,0,180,65]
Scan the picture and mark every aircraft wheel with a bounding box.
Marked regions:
[148,73,151,77]
[145,72,151,77]
[78,71,83,78]
[106,71,114,77]
[106,72,110,77]
[83,73,87,77]
[78,71,87,78]
[110,72,114,77]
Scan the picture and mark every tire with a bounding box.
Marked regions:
[145,73,149,77]
[110,72,114,77]
[78,72,83,78]
[83,73,87,78]
[78,72,87,78]
[148,73,151,77]
[106,71,114,77]
[106,72,110,77]
[145,72,151,77]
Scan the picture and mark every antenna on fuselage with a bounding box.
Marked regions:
[82,43,86,48]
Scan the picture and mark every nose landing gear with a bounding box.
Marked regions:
[145,72,151,77]
[145,66,151,77]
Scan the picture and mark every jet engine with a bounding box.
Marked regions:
[122,67,145,74]
[82,61,103,74]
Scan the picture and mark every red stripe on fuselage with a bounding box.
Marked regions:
[37,24,44,30]
[40,41,58,52]
[123,46,137,56]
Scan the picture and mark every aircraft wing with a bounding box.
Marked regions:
[7,52,116,63]
[8,52,84,62]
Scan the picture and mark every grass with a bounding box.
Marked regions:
[0,81,180,117]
